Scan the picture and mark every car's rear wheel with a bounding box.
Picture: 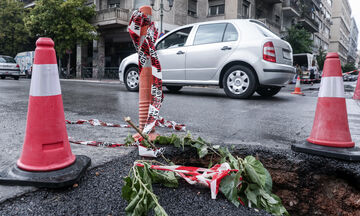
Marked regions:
[165,86,182,93]
[13,76,19,80]
[0,76,5,79]
[222,65,257,99]
[256,86,281,97]
[124,66,139,92]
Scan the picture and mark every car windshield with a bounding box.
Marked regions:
[0,56,16,63]
[251,21,280,39]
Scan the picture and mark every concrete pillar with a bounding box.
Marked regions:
[225,0,238,19]
[95,0,100,10]
[92,36,105,79]
[101,0,107,10]
[76,43,88,79]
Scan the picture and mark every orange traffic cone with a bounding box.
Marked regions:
[291,76,304,95]
[0,38,91,187]
[353,73,360,100]
[292,53,360,161]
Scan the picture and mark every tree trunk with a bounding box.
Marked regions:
[58,57,62,77]
[67,53,71,78]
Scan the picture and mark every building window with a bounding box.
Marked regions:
[188,0,197,16]
[326,0,332,7]
[275,15,280,23]
[208,0,225,16]
[242,0,250,18]
[108,0,121,8]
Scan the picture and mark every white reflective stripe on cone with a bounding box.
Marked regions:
[318,76,345,98]
[30,64,61,96]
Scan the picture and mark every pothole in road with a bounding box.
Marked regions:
[170,150,360,216]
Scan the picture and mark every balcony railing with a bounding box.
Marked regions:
[262,0,283,4]
[257,18,281,34]
[282,0,301,17]
[299,13,319,33]
[93,8,130,26]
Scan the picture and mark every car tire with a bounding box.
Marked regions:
[222,65,257,99]
[256,86,282,97]
[165,86,182,93]
[124,66,139,92]
[13,76,19,80]
[0,76,5,79]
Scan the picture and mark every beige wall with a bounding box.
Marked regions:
[329,0,352,64]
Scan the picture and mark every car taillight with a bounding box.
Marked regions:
[16,64,19,68]
[263,41,276,63]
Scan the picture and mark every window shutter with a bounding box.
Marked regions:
[108,0,121,5]
[209,0,224,7]
[188,0,197,12]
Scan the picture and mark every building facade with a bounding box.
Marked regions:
[20,0,357,76]
[77,0,287,78]
[328,0,351,64]
[347,18,358,64]
[313,0,332,52]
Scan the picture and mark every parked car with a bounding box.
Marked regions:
[119,19,295,98]
[293,53,320,83]
[15,51,35,78]
[350,75,358,81]
[0,55,20,80]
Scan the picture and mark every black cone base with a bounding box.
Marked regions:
[292,141,360,161]
[0,155,91,188]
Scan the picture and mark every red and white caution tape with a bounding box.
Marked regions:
[344,69,358,75]
[138,144,164,157]
[128,10,163,135]
[136,162,239,199]
[68,137,135,148]
[65,119,130,128]
[65,118,186,132]
[156,117,186,131]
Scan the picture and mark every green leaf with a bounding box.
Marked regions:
[264,168,273,193]
[150,169,178,188]
[218,147,239,170]
[154,205,168,216]
[243,156,267,188]
[260,189,278,205]
[183,132,193,146]
[219,172,242,207]
[154,135,171,145]
[244,184,260,207]
[192,142,208,158]
[124,133,135,146]
[170,134,182,148]
[122,177,133,202]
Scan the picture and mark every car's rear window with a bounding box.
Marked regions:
[251,21,280,39]
[0,56,16,63]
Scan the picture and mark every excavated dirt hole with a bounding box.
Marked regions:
[170,152,360,216]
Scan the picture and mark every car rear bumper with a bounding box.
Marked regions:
[0,70,20,76]
[259,62,295,86]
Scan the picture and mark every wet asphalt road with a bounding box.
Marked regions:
[0,78,360,215]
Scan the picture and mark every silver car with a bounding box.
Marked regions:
[119,19,295,98]
[0,55,20,80]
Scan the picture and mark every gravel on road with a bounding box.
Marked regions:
[0,148,269,216]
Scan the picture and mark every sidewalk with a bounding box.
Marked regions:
[60,78,121,84]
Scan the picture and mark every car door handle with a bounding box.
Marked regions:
[221,46,232,50]
[176,51,185,55]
